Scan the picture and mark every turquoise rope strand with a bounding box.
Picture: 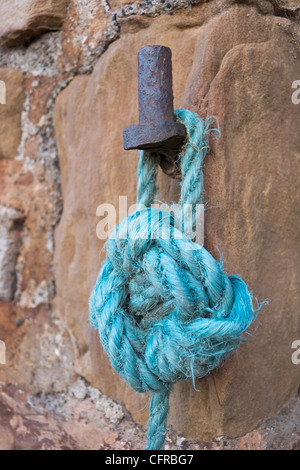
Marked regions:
[89,109,261,450]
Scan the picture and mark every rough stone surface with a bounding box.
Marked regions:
[0,0,70,47]
[54,4,300,441]
[196,7,300,438]
[0,206,24,302]
[0,32,71,395]
[59,0,118,74]
[0,382,299,450]
[0,0,299,451]
[0,69,25,159]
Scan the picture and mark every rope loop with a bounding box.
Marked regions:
[90,109,259,450]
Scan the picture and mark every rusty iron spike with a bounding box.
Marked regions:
[123,45,187,179]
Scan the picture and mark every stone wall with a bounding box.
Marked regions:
[0,0,299,449]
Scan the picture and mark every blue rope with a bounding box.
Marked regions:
[89,109,260,450]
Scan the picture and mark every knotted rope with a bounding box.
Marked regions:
[89,109,259,450]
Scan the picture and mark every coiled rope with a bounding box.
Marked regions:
[90,109,259,450]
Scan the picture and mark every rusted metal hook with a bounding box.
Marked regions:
[123,45,187,179]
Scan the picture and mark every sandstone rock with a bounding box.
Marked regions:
[1,383,299,450]
[11,313,75,394]
[52,4,300,441]
[0,0,70,46]
[0,69,25,160]
[59,0,117,74]
[0,425,14,450]
[272,0,300,11]
[0,40,68,397]
[110,0,135,9]
[0,206,24,302]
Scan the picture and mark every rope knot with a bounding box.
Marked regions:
[89,109,259,450]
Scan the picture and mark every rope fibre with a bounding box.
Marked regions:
[90,109,260,450]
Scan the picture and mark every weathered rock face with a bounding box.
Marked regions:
[0,69,25,159]
[0,33,72,395]
[54,4,300,440]
[0,0,299,450]
[59,0,116,74]
[0,381,299,450]
[0,0,70,46]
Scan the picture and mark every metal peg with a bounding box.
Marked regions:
[123,45,186,178]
